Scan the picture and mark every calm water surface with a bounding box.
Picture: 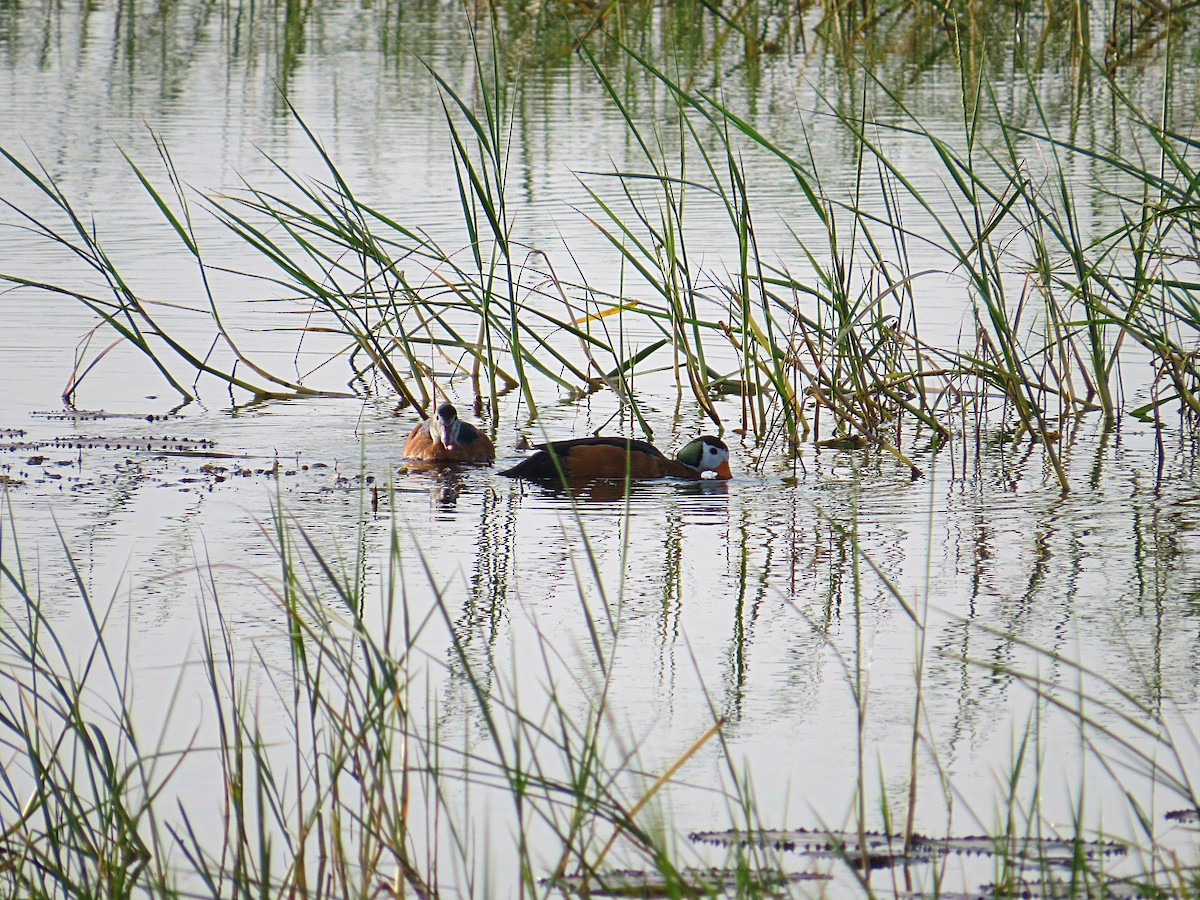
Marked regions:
[3,2,1200,895]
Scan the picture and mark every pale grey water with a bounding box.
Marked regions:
[3,2,1200,896]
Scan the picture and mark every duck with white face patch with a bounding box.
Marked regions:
[501,435,731,481]
[403,403,495,463]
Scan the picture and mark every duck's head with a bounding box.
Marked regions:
[429,403,461,450]
[676,436,732,479]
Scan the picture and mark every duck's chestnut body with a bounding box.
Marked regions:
[403,403,495,463]
[501,435,731,481]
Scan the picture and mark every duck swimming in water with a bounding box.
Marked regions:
[403,402,495,463]
[501,435,731,481]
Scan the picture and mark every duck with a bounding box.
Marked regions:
[501,435,731,481]
[403,402,495,463]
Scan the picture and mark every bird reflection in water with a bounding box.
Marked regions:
[400,460,467,508]
[508,473,731,507]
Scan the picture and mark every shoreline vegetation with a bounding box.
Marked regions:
[2,0,1199,896]
[5,495,1197,897]
[2,0,1198,492]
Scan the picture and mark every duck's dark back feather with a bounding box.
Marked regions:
[502,437,671,480]
[535,437,665,456]
[457,422,487,445]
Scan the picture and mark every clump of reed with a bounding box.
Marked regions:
[2,486,1198,897]
[0,488,783,896]
[1,3,1196,474]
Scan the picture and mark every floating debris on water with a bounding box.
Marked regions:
[33,409,180,422]
[45,436,218,453]
[689,828,1126,862]
[1,435,219,454]
[547,866,830,896]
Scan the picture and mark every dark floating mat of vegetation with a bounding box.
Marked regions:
[961,879,1150,900]
[1165,808,1200,825]
[0,435,219,454]
[895,886,1146,900]
[32,409,180,422]
[548,867,830,897]
[690,829,1126,862]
